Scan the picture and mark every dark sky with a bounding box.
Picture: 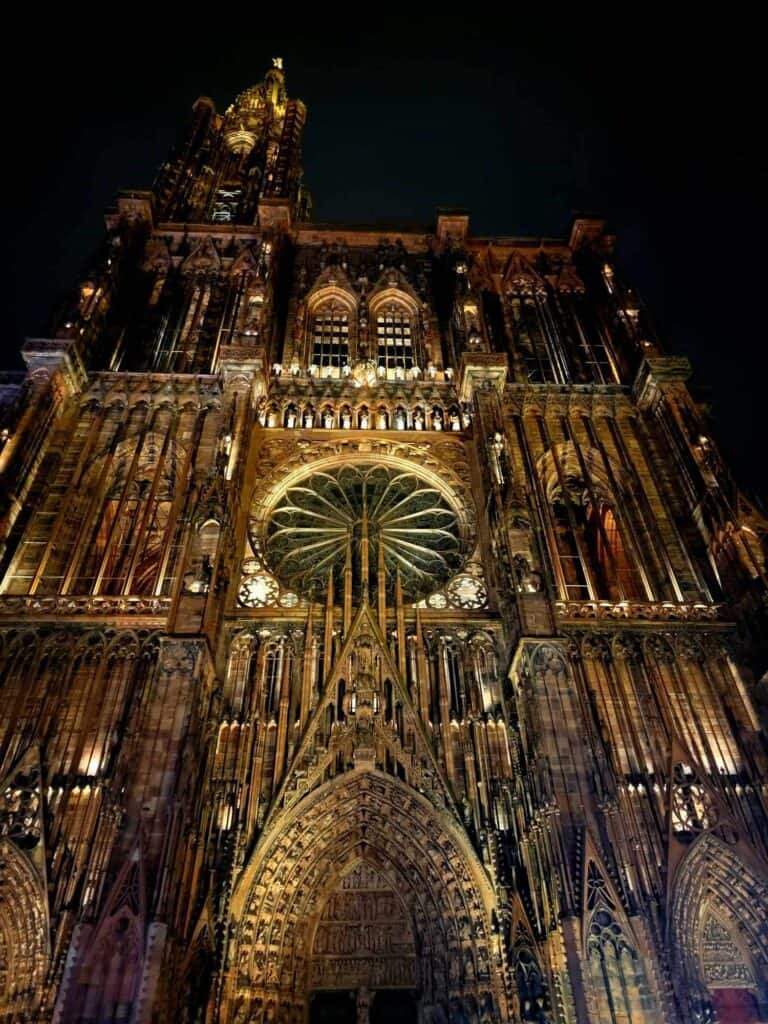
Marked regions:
[3,13,766,501]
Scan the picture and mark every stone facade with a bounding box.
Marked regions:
[1,59,767,1024]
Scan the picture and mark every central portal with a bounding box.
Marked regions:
[231,772,504,1022]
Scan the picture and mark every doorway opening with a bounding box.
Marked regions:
[309,990,356,1024]
[370,989,419,1023]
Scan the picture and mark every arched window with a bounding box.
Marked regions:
[590,504,643,601]
[442,641,463,719]
[513,942,552,1023]
[552,495,644,602]
[72,432,185,597]
[264,642,283,717]
[586,863,657,1024]
[375,301,414,375]
[541,444,647,603]
[509,294,559,383]
[310,299,350,376]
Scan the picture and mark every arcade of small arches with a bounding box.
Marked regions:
[257,396,471,433]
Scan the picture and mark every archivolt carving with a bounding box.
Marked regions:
[670,833,768,1019]
[0,838,49,1017]
[229,771,505,1023]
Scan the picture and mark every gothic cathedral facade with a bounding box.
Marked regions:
[1,61,767,1024]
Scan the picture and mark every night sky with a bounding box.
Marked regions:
[3,14,765,501]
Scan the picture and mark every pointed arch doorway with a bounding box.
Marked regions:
[308,988,418,1024]
[229,771,506,1024]
[670,834,768,1024]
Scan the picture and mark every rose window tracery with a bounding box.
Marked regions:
[260,464,467,602]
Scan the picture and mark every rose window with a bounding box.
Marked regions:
[261,464,466,602]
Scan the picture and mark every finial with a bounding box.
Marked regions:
[272,56,284,70]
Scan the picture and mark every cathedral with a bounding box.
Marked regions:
[2,58,768,1024]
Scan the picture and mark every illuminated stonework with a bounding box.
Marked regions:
[0,60,766,1024]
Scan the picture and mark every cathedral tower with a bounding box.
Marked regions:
[1,61,767,1024]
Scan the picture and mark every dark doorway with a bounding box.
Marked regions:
[309,990,356,1024]
[711,989,760,1024]
[371,989,419,1024]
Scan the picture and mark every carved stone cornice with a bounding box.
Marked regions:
[258,197,292,232]
[0,594,171,624]
[633,356,692,411]
[103,189,154,230]
[436,210,470,247]
[568,217,613,252]
[503,382,633,420]
[81,371,223,411]
[555,599,723,623]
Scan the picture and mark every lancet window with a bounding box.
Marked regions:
[586,865,656,1023]
[542,446,648,603]
[375,300,414,375]
[15,428,188,599]
[512,941,551,1023]
[560,295,619,384]
[310,299,350,376]
[508,293,561,383]
[75,434,183,596]
[552,493,644,602]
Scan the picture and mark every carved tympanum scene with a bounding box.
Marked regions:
[1,59,767,1024]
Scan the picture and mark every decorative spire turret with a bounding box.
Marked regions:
[153,57,310,226]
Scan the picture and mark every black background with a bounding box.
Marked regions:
[2,12,765,500]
